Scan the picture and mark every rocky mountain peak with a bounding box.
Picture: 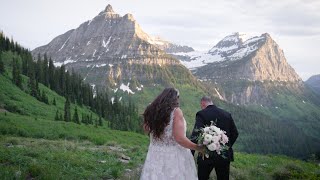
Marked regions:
[105,4,115,14]
[123,13,135,21]
[31,4,190,89]
[177,32,302,82]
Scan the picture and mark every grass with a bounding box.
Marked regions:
[0,112,148,147]
[0,74,100,123]
[1,133,319,180]
[228,152,320,180]
[0,135,148,180]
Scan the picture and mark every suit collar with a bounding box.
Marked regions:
[205,104,216,109]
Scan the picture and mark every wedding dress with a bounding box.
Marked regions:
[140,108,198,180]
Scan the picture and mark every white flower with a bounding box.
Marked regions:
[221,134,229,145]
[207,143,218,151]
[204,134,213,143]
[203,127,210,133]
[212,136,220,144]
[203,140,209,145]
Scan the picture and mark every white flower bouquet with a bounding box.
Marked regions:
[197,120,229,158]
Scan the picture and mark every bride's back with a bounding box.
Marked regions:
[150,108,184,147]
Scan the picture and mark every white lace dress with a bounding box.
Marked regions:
[140,109,198,180]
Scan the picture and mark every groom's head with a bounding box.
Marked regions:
[200,96,213,109]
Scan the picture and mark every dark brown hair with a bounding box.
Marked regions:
[143,88,180,139]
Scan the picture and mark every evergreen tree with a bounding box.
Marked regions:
[0,52,4,74]
[28,71,39,98]
[72,106,80,124]
[42,53,49,86]
[87,114,92,124]
[59,113,63,121]
[53,98,56,106]
[59,65,66,95]
[98,116,103,126]
[21,53,28,75]
[48,58,55,90]
[35,53,43,83]
[12,58,22,89]
[64,97,71,122]
[55,110,60,121]
[41,91,49,104]
[81,113,88,125]
[94,118,98,128]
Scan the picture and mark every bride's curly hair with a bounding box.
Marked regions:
[143,88,180,140]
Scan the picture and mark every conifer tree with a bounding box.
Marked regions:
[59,65,66,95]
[48,58,55,90]
[94,118,98,128]
[52,98,56,106]
[64,97,71,122]
[72,106,80,124]
[99,116,103,126]
[21,54,28,75]
[0,52,4,74]
[12,58,22,89]
[42,53,49,86]
[41,91,49,104]
[59,113,63,121]
[87,114,92,124]
[55,110,59,121]
[28,71,39,98]
[35,53,45,84]
[81,113,87,125]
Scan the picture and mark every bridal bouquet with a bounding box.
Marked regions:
[197,121,229,158]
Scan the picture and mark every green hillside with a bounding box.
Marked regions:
[117,84,320,158]
[0,118,319,179]
[0,50,148,179]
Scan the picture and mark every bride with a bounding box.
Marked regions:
[140,88,203,180]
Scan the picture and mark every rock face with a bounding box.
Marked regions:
[33,4,173,65]
[177,33,302,82]
[147,36,194,53]
[32,4,196,91]
[174,33,307,105]
[306,75,320,95]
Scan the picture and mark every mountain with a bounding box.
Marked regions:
[174,32,315,105]
[306,74,320,95]
[32,4,195,91]
[175,32,301,82]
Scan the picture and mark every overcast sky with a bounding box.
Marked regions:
[0,0,319,80]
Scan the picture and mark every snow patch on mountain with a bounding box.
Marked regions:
[120,83,135,94]
[58,37,70,51]
[175,33,266,70]
[96,64,107,68]
[174,51,223,69]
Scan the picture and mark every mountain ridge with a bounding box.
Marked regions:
[306,74,320,95]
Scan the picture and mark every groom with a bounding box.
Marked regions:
[191,96,238,180]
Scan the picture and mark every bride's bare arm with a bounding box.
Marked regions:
[173,108,201,151]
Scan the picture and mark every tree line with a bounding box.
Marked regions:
[0,31,143,133]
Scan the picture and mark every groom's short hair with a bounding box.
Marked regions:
[201,96,213,103]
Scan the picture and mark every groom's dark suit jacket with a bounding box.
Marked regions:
[191,105,238,164]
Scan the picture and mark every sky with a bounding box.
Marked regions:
[0,0,319,80]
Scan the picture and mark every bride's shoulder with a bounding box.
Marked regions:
[173,107,184,118]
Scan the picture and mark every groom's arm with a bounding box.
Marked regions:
[229,114,239,147]
[190,112,205,155]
